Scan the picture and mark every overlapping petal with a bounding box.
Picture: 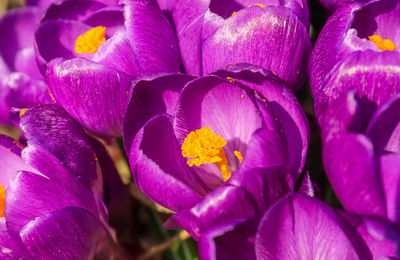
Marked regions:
[20,207,113,259]
[124,73,196,152]
[46,58,133,137]
[202,5,311,91]
[255,193,372,259]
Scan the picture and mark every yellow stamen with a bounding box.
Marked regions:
[75,26,106,54]
[368,35,397,51]
[234,150,243,163]
[182,127,232,181]
[248,3,266,8]
[19,108,28,117]
[0,185,5,218]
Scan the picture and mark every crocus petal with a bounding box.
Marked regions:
[351,0,400,45]
[228,167,293,213]
[380,154,400,223]
[20,207,113,259]
[172,0,210,75]
[42,0,106,23]
[19,105,102,193]
[25,0,55,10]
[82,6,125,37]
[0,7,41,71]
[321,89,377,142]
[309,2,359,96]
[0,230,30,258]
[237,128,289,175]
[365,93,400,155]
[202,5,311,91]
[315,50,400,119]
[323,134,387,217]
[346,214,399,259]
[123,73,196,152]
[5,170,100,232]
[4,73,52,109]
[46,58,133,137]
[92,29,140,76]
[198,218,258,260]
[35,20,92,71]
[124,0,180,74]
[19,144,109,224]
[255,193,372,259]
[172,185,258,239]
[14,47,43,79]
[174,76,266,147]
[0,146,39,188]
[214,64,310,173]
[0,82,11,125]
[0,134,22,156]
[129,115,203,212]
[310,0,400,99]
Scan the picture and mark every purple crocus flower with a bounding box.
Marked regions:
[124,65,310,238]
[172,0,311,91]
[0,105,124,258]
[0,7,52,125]
[36,0,181,137]
[199,193,400,259]
[309,0,400,120]
[321,89,400,225]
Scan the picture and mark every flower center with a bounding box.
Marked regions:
[0,185,5,218]
[368,35,397,51]
[181,127,243,181]
[75,26,106,54]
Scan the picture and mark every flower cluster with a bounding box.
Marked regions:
[0,0,399,259]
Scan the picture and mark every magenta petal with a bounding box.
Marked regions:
[309,3,358,96]
[0,230,30,258]
[0,134,22,156]
[238,128,289,174]
[42,0,106,22]
[202,6,311,91]
[20,207,112,259]
[214,64,310,173]
[315,51,400,118]
[0,7,41,71]
[124,0,180,74]
[5,170,100,232]
[174,76,265,146]
[123,73,196,153]
[198,219,258,260]
[0,145,39,189]
[365,94,400,155]
[323,134,387,217]
[35,20,92,70]
[129,115,203,212]
[92,29,139,76]
[173,185,259,239]
[172,0,209,75]
[4,73,52,109]
[255,193,372,259]
[46,58,133,137]
[348,214,399,259]
[19,105,102,193]
[14,47,43,79]
[228,167,293,213]
[82,6,125,37]
[380,154,400,223]
[321,89,377,142]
